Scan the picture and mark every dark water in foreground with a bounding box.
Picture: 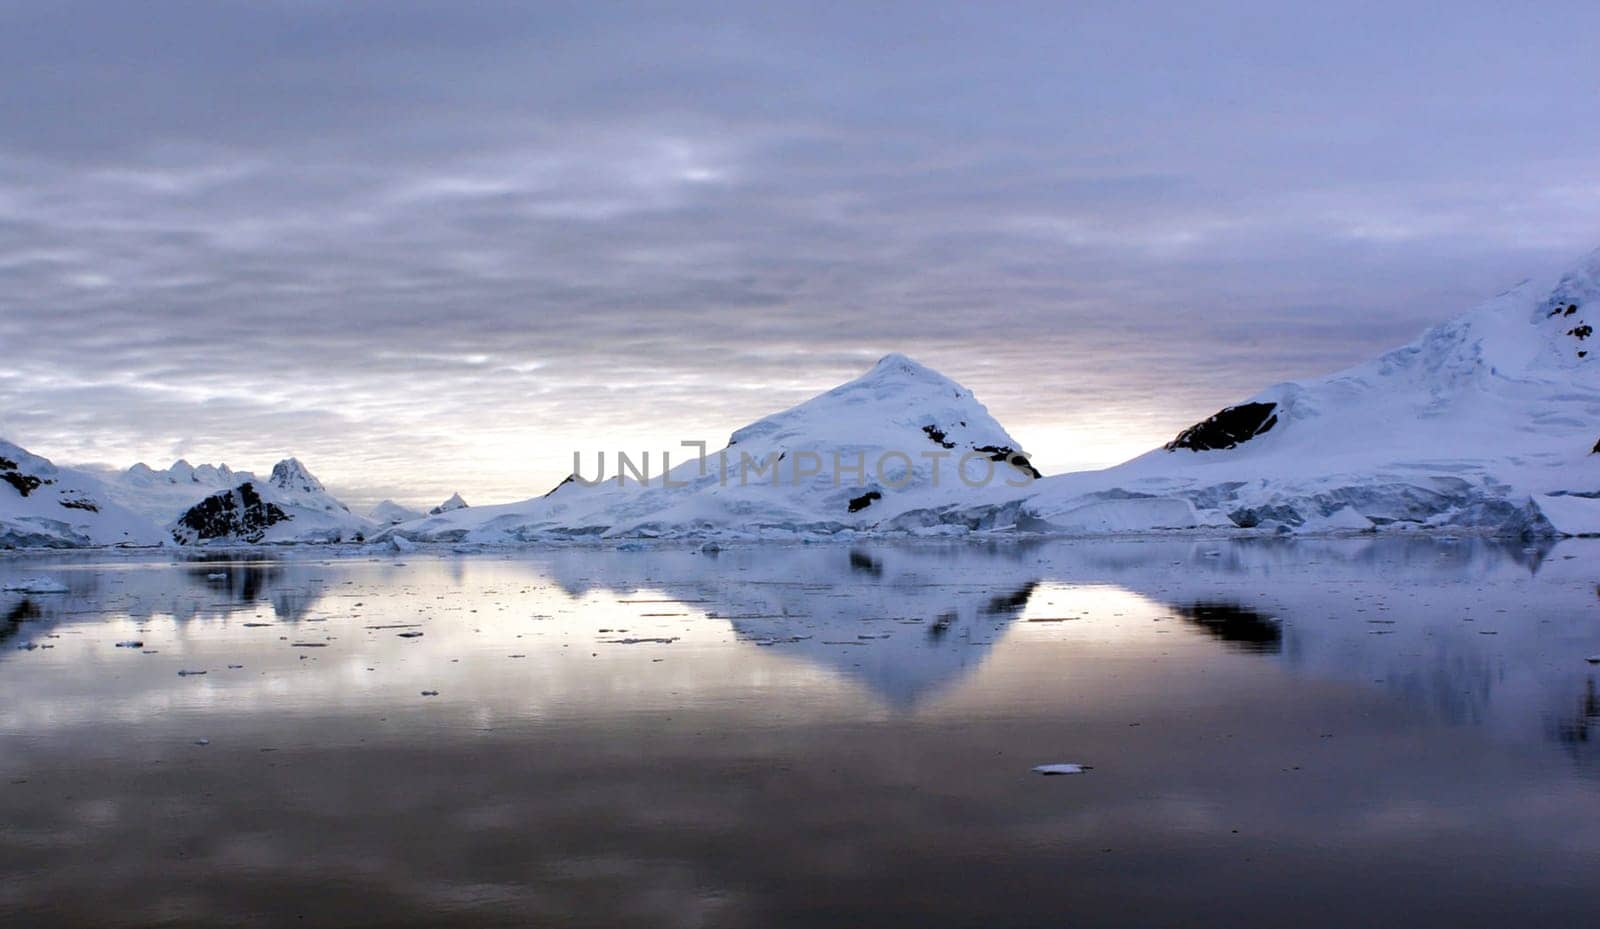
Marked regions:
[2,538,1598,928]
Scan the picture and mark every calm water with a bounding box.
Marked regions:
[2,539,1598,928]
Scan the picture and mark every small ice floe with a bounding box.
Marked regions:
[1032,763,1091,776]
[699,541,722,554]
[193,738,210,746]
[206,572,228,580]
[114,640,144,649]
[177,669,207,676]
[16,642,39,651]
[2,577,68,594]
[1587,656,1600,665]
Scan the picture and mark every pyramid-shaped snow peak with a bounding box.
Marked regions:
[429,493,469,515]
[391,354,1042,542]
[269,458,326,495]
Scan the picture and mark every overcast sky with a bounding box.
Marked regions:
[3,0,1598,509]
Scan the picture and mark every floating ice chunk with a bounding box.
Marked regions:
[206,572,228,580]
[2,577,68,593]
[1032,763,1090,775]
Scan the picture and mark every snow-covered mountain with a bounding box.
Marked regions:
[369,499,425,525]
[428,493,469,516]
[383,353,1041,542]
[391,249,1600,542]
[101,459,259,523]
[169,458,373,544]
[939,249,1600,537]
[1,440,165,548]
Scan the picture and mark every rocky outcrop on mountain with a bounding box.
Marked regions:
[166,458,372,544]
[170,482,290,544]
[1164,402,1280,452]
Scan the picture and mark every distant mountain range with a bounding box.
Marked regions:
[5,249,1598,547]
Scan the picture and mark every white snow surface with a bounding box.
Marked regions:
[1,440,166,548]
[428,493,469,515]
[100,459,259,523]
[369,499,426,525]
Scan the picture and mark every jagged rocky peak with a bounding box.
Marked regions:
[1165,402,1280,452]
[269,458,326,495]
[170,482,290,544]
[429,492,469,515]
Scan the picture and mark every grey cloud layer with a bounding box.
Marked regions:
[3,1,1598,506]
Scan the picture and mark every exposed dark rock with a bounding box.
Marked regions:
[0,456,45,497]
[921,425,957,449]
[543,474,577,498]
[1593,437,1600,455]
[1,471,41,497]
[1173,601,1282,653]
[848,490,882,513]
[1568,324,1592,340]
[972,445,1043,480]
[1166,401,1280,452]
[172,482,290,544]
[58,496,99,512]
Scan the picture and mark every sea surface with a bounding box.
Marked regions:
[2,538,1598,928]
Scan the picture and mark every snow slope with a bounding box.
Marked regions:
[169,458,373,544]
[970,249,1600,537]
[1,440,165,548]
[100,459,259,524]
[428,493,469,516]
[369,499,425,525]
[383,353,1042,542]
[393,249,1600,542]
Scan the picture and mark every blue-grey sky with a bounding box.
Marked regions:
[2,0,1598,508]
